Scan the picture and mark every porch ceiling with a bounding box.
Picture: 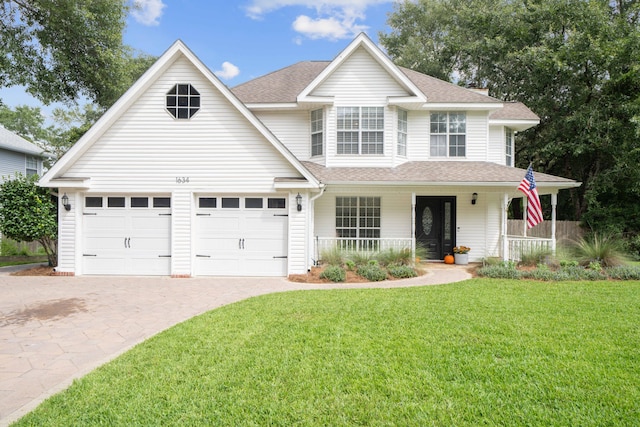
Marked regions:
[301,161,580,191]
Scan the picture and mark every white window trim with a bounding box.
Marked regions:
[430,112,467,158]
[397,109,408,157]
[337,107,384,155]
[310,108,324,157]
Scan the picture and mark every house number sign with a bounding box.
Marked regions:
[175,177,190,184]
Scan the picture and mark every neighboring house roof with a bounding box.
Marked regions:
[301,161,578,190]
[0,125,43,156]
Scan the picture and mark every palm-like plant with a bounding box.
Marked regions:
[572,233,629,268]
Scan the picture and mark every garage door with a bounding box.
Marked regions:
[82,196,171,275]
[194,196,288,276]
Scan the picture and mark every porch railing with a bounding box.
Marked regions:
[316,237,413,258]
[506,236,554,262]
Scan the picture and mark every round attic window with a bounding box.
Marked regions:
[166,83,200,119]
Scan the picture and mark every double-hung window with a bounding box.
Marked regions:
[397,109,408,156]
[505,128,514,166]
[430,112,466,157]
[26,156,38,176]
[336,196,381,250]
[337,107,384,155]
[311,109,324,156]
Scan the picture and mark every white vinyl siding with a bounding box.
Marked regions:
[254,110,310,159]
[65,56,302,192]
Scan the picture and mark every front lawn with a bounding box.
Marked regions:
[14,279,640,426]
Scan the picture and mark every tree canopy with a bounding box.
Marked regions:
[380,0,640,234]
[0,0,154,108]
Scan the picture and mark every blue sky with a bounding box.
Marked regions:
[3,0,398,111]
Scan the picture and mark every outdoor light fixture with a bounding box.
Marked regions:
[471,192,478,205]
[61,193,71,211]
[296,193,302,212]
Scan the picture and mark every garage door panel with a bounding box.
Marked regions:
[83,197,171,276]
[84,236,129,251]
[195,199,288,277]
[195,257,241,276]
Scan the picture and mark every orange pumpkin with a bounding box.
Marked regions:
[444,254,454,264]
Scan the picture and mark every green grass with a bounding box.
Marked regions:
[14,280,640,426]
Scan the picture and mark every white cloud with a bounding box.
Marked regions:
[215,62,240,80]
[245,0,391,40]
[131,0,166,26]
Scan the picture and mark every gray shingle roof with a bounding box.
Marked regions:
[232,61,330,104]
[0,125,43,156]
[231,62,538,121]
[301,161,576,187]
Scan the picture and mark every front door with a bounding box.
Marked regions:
[415,196,456,260]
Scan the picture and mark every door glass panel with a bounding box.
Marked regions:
[268,198,286,209]
[153,197,171,208]
[131,197,149,208]
[222,198,239,208]
[199,197,216,208]
[107,197,125,208]
[444,202,451,240]
[245,198,263,209]
[422,207,433,235]
[85,197,102,208]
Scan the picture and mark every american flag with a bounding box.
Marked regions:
[518,165,543,228]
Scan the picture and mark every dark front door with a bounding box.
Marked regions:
[415,196,456,260]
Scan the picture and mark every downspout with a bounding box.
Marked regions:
[308,185,326,269]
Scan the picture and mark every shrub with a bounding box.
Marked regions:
[357,264,388,282]
[477,262,522,279]
[606,265,640,280]
[572,233,628,267]
[347,251,373,267]
[319,265,346,282]
[320,247,344,266]
[387,264,418,279]
[344,260,356,271]
[519,247,552,267]
[376,248,413,266]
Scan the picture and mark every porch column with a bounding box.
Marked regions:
[522,197,528,237]
[503,193,509,261]
[411,193,416,259]
[551,193,557,253]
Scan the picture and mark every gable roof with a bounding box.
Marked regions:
[0,125,43,156]
[231,34,536,122]
[39,40,320,188]
[301,161,579,191]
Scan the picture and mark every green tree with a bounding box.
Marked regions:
[380,0,640,234]
[0,0,152,108]
[0,174,57,266]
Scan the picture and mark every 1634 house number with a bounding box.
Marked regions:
[176,177,190,184]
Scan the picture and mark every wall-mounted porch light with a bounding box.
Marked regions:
[471,192,478,205]
[61,193,71,211]
[296,193,302,212]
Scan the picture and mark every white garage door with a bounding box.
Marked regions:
[194,196,288,276]
[82,196,171,275]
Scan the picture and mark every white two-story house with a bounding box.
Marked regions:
[39,34,579,277]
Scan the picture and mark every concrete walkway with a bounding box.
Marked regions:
[0,264,471,426]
